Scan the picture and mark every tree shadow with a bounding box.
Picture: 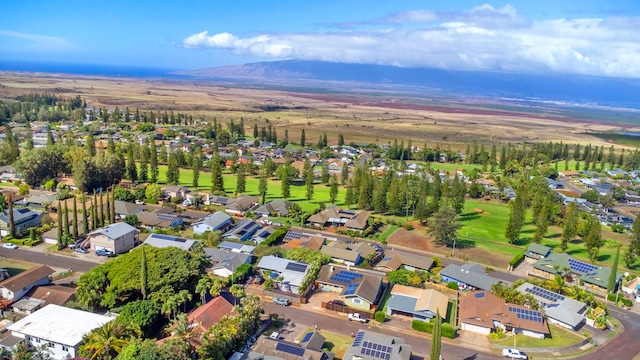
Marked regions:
[322,341,335,352]
[547,233,561,239]
[455,238,476,249]
[598,254,611,262]
[570,239,583,244]
[520,229,535,234]
[459,213,481,222]
[463,354,479,360]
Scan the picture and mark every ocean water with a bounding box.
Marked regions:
[0,60,182,78]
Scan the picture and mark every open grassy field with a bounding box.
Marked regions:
[592,132,640,148]
[156,165,346,212]
[1,72,637,150]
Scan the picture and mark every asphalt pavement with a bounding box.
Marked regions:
[0,247,98,273]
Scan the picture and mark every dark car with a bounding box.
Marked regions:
[328,299,346,306]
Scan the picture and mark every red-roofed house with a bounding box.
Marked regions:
[160,296,234,347]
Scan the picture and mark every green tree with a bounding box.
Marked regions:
[430,309,442,360]
[192,152,201,188]
[300,129,305,146]
[329,174,339,203]
[72,196,78,238]
[196,275,213,304]
[80,321,131,360]
[140,246,148,300]
[428,206,460,247]
[123,214,141,227]
[258,168,268,205]
[211,155,225,194]
[145,184,161,203]
[149,140,159,183]
[532,197,551,244]
[304,160,314,201]
[607,244,621,293]
[505,194,525,244]
[562,201,579,252]
[63,201,70,238]
[236,163,246,195]
[341,161,349,185]
[584,213,604,263]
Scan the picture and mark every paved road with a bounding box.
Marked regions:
[0,248,98,273]
[263,302,501,360]
[581,306,640,360]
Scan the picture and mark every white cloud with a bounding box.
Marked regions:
[0,29,76,51]
[181,5,640,78]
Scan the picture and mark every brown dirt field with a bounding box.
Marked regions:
[471,208,489,215]
[0,71,636,149]
[387,228,510,267]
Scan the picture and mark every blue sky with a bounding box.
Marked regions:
[1,0,639,77]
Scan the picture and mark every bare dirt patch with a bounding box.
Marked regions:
[471,208,490,215]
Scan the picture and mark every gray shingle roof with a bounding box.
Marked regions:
[439,263,499,291]
[88,222,137,240]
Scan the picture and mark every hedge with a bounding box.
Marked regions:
[607,293,633,307]
[509,251,525,267]
[261,227,288,247]
[374,311,386,323]
[411,320,456,339]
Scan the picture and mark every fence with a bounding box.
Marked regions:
[321,302,375,319]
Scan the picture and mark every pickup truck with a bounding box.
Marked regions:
[347,313,368,323]
[501,349,528,359]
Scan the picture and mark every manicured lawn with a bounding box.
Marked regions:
[492,324,584,348]
[298,328,353,358]
[378,225,400,242]
[157,165,347,212]
[0,259,34,276]
[428,162,484,172]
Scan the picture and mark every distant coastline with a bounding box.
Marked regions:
[0,60,182,79]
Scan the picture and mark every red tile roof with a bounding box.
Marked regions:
[188,296,234,334]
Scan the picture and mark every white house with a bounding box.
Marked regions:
[6,304,115,359]
[0,265,55,303]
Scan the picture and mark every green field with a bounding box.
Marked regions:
[592,132,640,148]
[157,165,346,212]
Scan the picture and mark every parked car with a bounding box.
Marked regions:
[2,243,18,250]
[74,247,88,254]
[96,249,115,257]
[273,297,291,306]
[348,313,368,323]
[135,200,145,205]
[502,349,528,359]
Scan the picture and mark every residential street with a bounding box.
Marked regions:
[0,247,98,273]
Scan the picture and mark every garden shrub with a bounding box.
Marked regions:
[374,311,386,323]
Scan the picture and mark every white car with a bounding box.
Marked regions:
[348,313,368,323]
[502,349,528,359]
[2,243,18,249]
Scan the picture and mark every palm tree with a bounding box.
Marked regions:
[82,321,130,360]
[168,313,198,356]
[196,276,213,304]
[209,278,224,298]
[175,289,193,313]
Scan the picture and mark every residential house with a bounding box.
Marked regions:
[375,253,434,272]
[0,265,55,303]
[386,284,449,322]
[349,242,378,259]
[12,285,76,315]
[307,205,371,231]
[516,282,586,330]
[594,182,614,196]
[204,248,252,278]
[113,200,144,219]
[459,291,549,339]
[135,212,183,229]
[223,220,262,241]
[439,263,500,291]
[41,222,86,245]
[209,196,236,207]
[342,330,411,360]
[85,222,139,254]
[282,234,325,252]
[327,160,345,174]
[256,256,310,295]
[176,296,233,340]
[144,233,198,251]
[245,330,334,360]
[0,166,19,182]
[224,195,259,215]
[178,209,209,225]
[315,264,385,311]
[546,178,564,189]
[0,208,43,237]
[254,200,294,217]
[251,226,276,244]
[193,212,232,235]
[530,253,622,294]
[320,242,362,266]
[607,169,629,177]
[5,304,115,359]
[524,244,552,263]
[218,241,256,255]
[161,185,190,199]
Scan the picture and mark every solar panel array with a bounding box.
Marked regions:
[475,292,485,298]
[283,231,310,242]
[360,341,392,360]
[352,331,365,347]
[343,283,359,295]
[152,234,186,243]
[330,270,363,284]
[525,286,565,302]
[285,262,308,273]
[508,306,543,323]
[568,258,598,274]
[275,342,305,356]
[301,332,313,343]
[17,208,31,214]
[157,214,177,221]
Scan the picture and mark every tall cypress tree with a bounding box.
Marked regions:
[92,191,98,230]
[110,188,116,223]
[99,191,105,228]
[608,244,621,293]
[430,309,442,360]
[150,139,158,183]
[81,193,89,234]
[141,246,148,300]
[236,164,246,195]
[258,168,268,205]
[56,201,63,248]
[105,190,111,226]
[63,202,70,238]
[72,197,78,238]
[6,194,14,238]
[300,129,306,147]
[211,154,225,193]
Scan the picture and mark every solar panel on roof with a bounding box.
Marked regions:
[301,332,313,343]
[330,270,363,284]
[275,342,305,356]
[344,283,359,295]
[285,262,308,272]
[475,292,485,298]
[352,331,365,347]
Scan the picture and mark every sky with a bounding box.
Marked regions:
[1,0,640,78]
